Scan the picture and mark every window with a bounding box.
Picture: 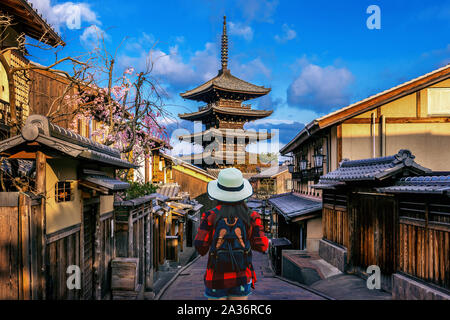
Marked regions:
[55,181,73,202]
[428,88,450,116]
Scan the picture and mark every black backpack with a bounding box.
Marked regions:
[208,208,252,273]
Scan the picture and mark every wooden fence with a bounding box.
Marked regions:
[45,224,81,300]
[322,192,350,251]
[322,191,398,274]
[0,193,44,300]
[114,196,154,291]
[398,198,450,290]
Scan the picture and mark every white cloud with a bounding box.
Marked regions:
[118,40,219,90]
[229,22,254,41]
[80,25,108,49]
[275,24,297,43]
[287,59,354,113]
[232,58,271,80]
[235,0,279,23]
[28,0,99,32]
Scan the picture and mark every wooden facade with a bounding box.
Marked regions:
[316,151,450,297]
[396,194,450,290]
[113,195,164,296]
[0,116,135,300]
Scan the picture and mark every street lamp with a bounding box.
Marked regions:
[313,153,324,168]
[287,162,295,173]
[299,159,308,171]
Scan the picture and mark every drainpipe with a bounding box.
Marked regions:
[380,115,386,157]
[371,113,376,158]
[325,134,330,174]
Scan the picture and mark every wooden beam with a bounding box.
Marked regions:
[35,151,46,299]
[337,125,342,164]
[416,91,421,118]
[19,194,31,300]
[343,117,450,124]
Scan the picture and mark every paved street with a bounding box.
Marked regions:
[159,251,326,300]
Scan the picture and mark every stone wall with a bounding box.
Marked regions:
[318,239,347,273]
[392,273,450,300]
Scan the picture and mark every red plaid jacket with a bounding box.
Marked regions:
[194,205,269,290]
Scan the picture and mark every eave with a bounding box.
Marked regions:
[179,105,273,121]
[0,0,65,47]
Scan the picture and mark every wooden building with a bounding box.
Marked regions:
[314,150,450,299]
[0,115,135,300]
[155,152,215,199]
[0,0,64,138]
[249,165,291,199]
[269,193,322,251]
[280,64,450,198]
[178,16,272,174]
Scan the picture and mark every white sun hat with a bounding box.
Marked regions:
[207,168,253,203]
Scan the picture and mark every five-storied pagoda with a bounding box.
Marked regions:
[179,16,273,176]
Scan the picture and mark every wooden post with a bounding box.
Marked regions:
[144,212,152,291]
[159,215,166,265]
[153,216,159,269]
[128,213,133,258]
[144,155,150,183]
[179,221,184,253]
[35,151,46,300]
[93,205,101,300]
[19,194,31,300]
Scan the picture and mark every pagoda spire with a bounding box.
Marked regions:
[221,16,228,72]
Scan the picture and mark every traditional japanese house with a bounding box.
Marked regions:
[313,150,450,299]
[158,152,216,199]
[0,0,64,138]
[0,115,135,300]
[269,193,322,251]
[178,16,272,174]
[280,64,450,198]
[250,165,291,199]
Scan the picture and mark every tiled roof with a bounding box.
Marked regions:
[115,194,163,207]
[180,70,270,100]
[314,150,431,189]
[270,237,292,247]
[156,183,181,199]
[250,166,288,179]
[377,176,450,195]
[268,193,322,220]
[82,175,130,191]
[178,105,273,121]
[247,199,263,209]
[0,115,136,169]
[178,127,272,141]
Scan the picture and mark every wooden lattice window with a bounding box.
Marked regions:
[55,181,73,202]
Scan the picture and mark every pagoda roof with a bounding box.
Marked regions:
[178,128,272,143]
[180,69,271,101]
[179,150,261,164]
[179,104,273,121]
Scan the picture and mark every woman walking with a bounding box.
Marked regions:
[194,168,269,300]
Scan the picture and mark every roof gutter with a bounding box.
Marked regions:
[280,120,320,155]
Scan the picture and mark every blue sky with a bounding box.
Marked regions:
[28,0,450,154]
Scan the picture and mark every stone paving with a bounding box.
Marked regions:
[159,251,326,300]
